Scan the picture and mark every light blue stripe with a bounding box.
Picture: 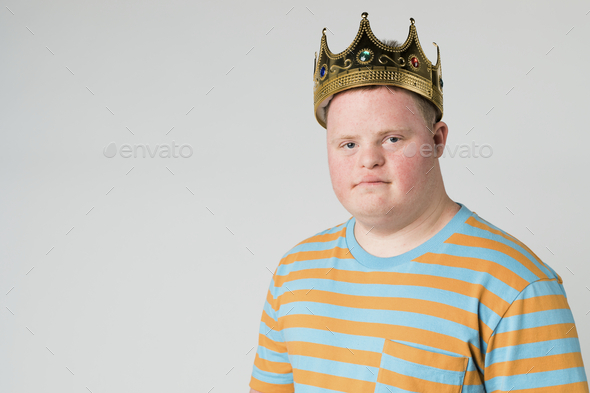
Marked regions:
[460,384,486,393]
[251,364,293,385]
[290,355,377,382]
[262,298,278,320]
[390,341,479,372]
[257,345,290,363]
[517,279,565,299]
[289,238,346,254]
[406,264,519,302]
[436,243,540,284]
[375,384,418,393]
[277,302,477,339]
[275,257,350,276]
[276,257,377,275]
[258,322,285,343]
[485,367,587,391]
[486,338,582,365]
[380,352,465,385]
[293,382,353,393]
[283,327,386,353]
[273,278,492,312]
[494,309,574,333]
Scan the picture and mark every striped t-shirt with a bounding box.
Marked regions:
[250,202,588,393]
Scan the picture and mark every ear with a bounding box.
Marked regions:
[431,121,448,158]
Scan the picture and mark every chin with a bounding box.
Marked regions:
[349,203,395,219]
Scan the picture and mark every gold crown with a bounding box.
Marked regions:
[313,12,443,128]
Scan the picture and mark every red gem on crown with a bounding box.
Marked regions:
[410,56,419,68]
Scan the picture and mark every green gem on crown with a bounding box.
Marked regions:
[359,50,371,62]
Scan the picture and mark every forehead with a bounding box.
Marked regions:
[326,87,421,136]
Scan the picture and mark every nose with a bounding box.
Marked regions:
[359,144,385,169]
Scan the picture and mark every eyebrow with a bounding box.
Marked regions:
[331,128,412,143]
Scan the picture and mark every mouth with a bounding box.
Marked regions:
[356,181,389,186]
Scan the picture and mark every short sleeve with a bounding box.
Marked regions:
[484,279,589,392]
[250,274,294,393]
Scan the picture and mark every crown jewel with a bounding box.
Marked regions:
[313,13,443,128]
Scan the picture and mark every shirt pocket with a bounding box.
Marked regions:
[375,339,468,393]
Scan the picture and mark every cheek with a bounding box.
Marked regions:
[327,154,351,192]
[396,144,434,187]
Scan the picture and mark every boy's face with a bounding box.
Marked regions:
[326,87,443,224]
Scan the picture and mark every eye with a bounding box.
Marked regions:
[387,137,400,144]
[343,142,356,149]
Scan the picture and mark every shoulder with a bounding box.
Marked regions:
[443,209,562,292]
[437,208,570,340]
[274,218,350,274]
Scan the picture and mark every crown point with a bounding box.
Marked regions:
[410,17,415,25]
[322,28,327,35]
[361,12,368,19]
[432,41,438,47]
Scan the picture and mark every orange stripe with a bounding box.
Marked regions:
[413,252,530,291]
[445,233,548,280]
[295,225,347,246]
[278,314,482,364]
[464,369,484,385]
[377,367,463,393]
[275,289,489,337]
[260,309,276,331]
[273,269,509,316]
[254,353,292,374]
[287,341,381,367]
[466,216,519,243]
[503,294,570,317]
[488,381,589,393]
[490,323,578,349]
[257,333,288,354]
[382,340,468,372]
[293,369,375,393]
[466,216,557,281]
[485,352,585,379]
[280,247,355,265]
[265,289,286,313]
[266,289,279,311]
[249,376,293,393]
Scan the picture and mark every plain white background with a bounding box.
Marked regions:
[1,0,589,391]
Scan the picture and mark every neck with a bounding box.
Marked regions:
[353,194,460,258]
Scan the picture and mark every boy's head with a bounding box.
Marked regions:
[315,14,449,226]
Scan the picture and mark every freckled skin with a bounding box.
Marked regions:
[326,86,458,256]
